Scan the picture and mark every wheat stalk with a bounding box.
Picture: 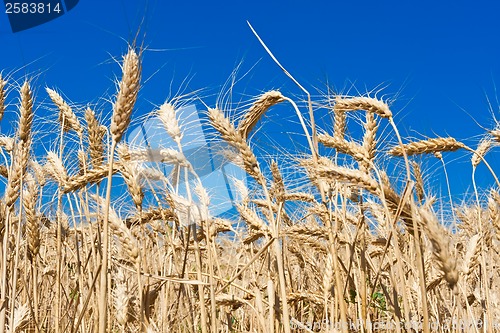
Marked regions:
[101,47,141,333]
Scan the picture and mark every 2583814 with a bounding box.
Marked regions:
[5,2,62,14]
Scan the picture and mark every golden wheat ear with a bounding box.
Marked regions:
[157,101,182,143]
[4,81,33,208]
[334,96,392,118]
[46,87,83,136]
[110,47,141,144]
[208,107,263,184]
[18,80,34,143]
[388,137,465,156]
[0,74,6,122]
[471,136,492,167]
[237,90,285,139]
[418,207,458,288]
[318,133,367,162]
[85,107,106,168]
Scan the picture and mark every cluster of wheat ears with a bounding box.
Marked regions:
[0,46,499,333]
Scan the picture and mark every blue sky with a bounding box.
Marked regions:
[1,0,500,199]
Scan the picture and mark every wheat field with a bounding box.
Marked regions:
[0,46,499,333]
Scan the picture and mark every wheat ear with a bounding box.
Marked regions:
[63,163,120,193]
[3,82,34,333]
[85,108,106,168]
[471,136,492,168]
[270,161,285,201]
[419,207,458,288]
[110,48,141,143]
[117,145,143,210]
[157,101,182,143]
[362,111,378,166]
[461,234,481,276]
[335,96,392,118]
[4,82,33,207]
[44,151,69,186]
[29,159,46,187]
[318,133,367,162]
[46,88,83,136]
[237,90,285,139]
[411,161,425,203]
[0,166,7,179]
[0,136,13,152]
[302,157,379,195]
[208,107,263,184]
[17,81,34,142]
[237,204,270,235]
[113,268,131,327]
[10,303,29,332]
[388,137,465,156]
[0,74,6,122]
[333,107,346,139]
[23,174,40,259]
[125,208,176,230]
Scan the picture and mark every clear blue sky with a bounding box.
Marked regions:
[1,0,499,198]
